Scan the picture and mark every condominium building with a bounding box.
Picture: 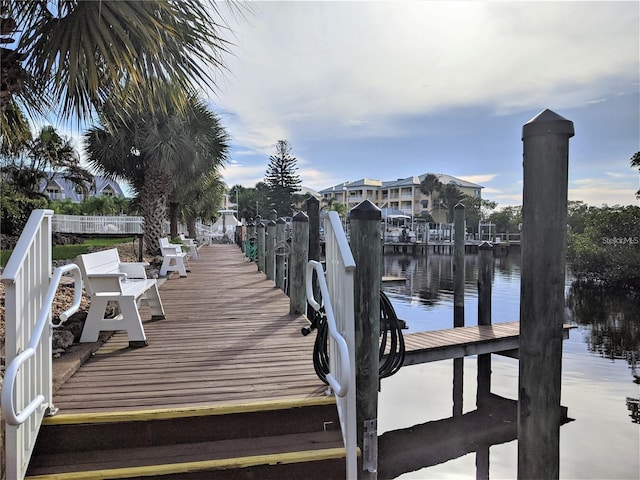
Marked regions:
[319,173,483,223]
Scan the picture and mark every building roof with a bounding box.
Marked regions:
[39,174,125,201]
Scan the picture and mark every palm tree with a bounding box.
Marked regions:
[1,1,237,136]
[631,152,640,199]
[85,84,228,254]
[1,124,92,198]
[439,184,465,223]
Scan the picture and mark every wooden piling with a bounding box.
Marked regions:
[518,109,573,479]
[265,220,276,281]
[275,218,286,290]
[307,196,320,263]
[453,203,465,417]
[477,242,493,408]
[350,200,381,479]
[256,222,265,273]
[289,212,309,314]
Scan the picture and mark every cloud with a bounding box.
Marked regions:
[569,177,639,206]
[217,2,639,151]
[457,174,498,185]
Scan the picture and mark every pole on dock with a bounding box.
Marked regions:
[265,220,276,282]
[477,241,493,408]
[256,221,265,273]
[518,109,573,479]
[307,196,320,263]
[275,217,286,290]
[453,203,465,417]
[290,212,309,314]
[350,200,381,479]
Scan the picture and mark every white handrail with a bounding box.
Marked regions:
[306,260,350,398]
[1,263,83,426]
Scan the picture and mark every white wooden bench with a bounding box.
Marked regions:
[159,237,190,277]
[77,248,165,347]
[179,234,199,260]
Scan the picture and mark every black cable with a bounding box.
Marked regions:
[306,290,406,386]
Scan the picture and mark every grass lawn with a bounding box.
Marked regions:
[1,237,135,268]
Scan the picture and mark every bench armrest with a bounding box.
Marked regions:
[119,262,149,279]
[86,273,125,294]
[161,245,184,255]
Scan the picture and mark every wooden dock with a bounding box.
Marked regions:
[51,244,327,414]
[26,243,571,479]
[28,244,345,479]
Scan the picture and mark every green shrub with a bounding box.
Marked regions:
[568,205,640,290]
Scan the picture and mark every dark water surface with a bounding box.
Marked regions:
[379,253,639,479]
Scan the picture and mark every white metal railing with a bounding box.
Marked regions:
[1,209,82,480]
[52,214,143,234]
[305,210,357,479]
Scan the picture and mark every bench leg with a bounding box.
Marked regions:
[80,296,148,347]
[145,284,165,319]
[80,296,111,343]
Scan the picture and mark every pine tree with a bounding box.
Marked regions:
[264,140,301,217]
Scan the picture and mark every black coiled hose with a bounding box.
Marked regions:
[305,290,406,385]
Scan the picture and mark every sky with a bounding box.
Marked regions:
[205,0,639,207]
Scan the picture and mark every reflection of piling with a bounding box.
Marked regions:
[351,200,381,479]
[453,203,465,417]
[289,212,309,314]
[518,109,573,479]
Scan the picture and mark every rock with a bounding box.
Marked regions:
[52,330,75,350]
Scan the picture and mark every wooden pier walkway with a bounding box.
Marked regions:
[51,244,327,414]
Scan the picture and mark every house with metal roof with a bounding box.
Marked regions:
[319,173,483,223]
[39,174,125,202]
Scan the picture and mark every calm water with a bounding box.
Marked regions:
[379,252,639,479]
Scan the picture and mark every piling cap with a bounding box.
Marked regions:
[479,241,493,250]
[276,217,286,224]
[350,199,381,220]
[522,109,575,139]
[268,220,276,226]
[257,222,265,229]
[293,211,309,222]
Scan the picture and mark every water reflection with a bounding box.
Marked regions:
[566,285,640,384]
[380,253,640,479]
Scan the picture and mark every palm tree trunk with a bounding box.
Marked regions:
[139,166,170,255]
[169,201,180,239]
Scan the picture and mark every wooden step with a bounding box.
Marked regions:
[26,431,346,479]
[27,397,346,479]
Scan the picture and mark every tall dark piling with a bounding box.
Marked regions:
[518,109,573,479]
[289,212,309,314]
[256,222,265,273]
[265,220,276,282]
[350,200,381,479]
[453,203,465,417]
[307,196,320,263]
[477,241,493,407]
[275,217,286,290]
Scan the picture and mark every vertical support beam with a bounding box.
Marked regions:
[518,109,573,479]
[350,200,381,479]
[453,203,465,417]
[256,222,265,272]
[307,196,320,263]
[290,212,309,314]
[453,203,465,327]
[265,220,276,282]
[477,242,493,408]
[275,218,286,290]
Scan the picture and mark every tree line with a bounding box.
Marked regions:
[1,1,242,254]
